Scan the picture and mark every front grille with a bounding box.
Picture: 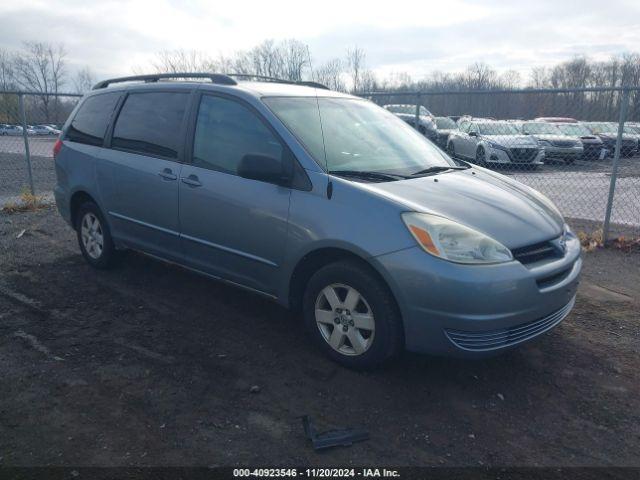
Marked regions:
[508,148,538,162]
[511,239,560,265]
[444,297,575,352]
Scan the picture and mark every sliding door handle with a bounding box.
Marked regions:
[181,175,202,187]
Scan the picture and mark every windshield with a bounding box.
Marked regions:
[478,122,520,135]
[523,122,561,135]
[436,117,457,129]
[385,105,431,116]
[556,124,591,136]
[264,97,454,175]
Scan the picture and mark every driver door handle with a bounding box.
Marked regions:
[181,175,202,187]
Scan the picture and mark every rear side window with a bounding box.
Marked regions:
[112,92,189,159]
[65,93,120,146]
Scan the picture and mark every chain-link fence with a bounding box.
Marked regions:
[361,87,640,240]
[0,91,81,203]
[1,87,639,240]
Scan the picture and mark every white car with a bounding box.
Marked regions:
[0,125,24,136]
[31,125,61,136]
[447,120,543,168]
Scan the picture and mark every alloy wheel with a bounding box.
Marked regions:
[314,283,375,356]
[80,212,104,259]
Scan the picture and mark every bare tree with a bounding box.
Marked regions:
[0,49,19,123]
[314,58,346,91]
[12,42,67,122]
[73,67,95,94]
[150,49,216,73]
[346,46,366,93]
[280,39,309,81]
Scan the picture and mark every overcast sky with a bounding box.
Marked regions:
[2,0,640,84]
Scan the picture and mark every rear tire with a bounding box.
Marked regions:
[302,261,403,369]
[76,202,119,269]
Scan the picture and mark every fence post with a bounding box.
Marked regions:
[602,88,630,243]
[18,93,35,196]
[414,93,421,132]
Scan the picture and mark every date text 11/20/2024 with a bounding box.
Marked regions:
[233,468,401,478]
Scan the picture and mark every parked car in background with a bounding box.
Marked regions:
[519,122,583,164]
[622,125,640,151]
[0,124,24,136]
[582,122,638,158]
[30,125,60,136]
[534,117,578,123]
[555,123,605,160]
[433,116,458,148]
[42,125,61,135]
[447,120,542,168]
[383,104,438,142]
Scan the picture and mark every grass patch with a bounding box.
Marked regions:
[578,228,640,252]
[1,190,49,214]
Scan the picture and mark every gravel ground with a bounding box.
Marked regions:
[0,207,639,467]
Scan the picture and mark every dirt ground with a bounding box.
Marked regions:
[0,206,639,467]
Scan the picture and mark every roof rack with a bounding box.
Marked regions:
[227,75,329,89]
[93,73,237,90]
[93,72,330,91]
[296,81,330,90]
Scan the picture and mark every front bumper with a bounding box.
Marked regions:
[542,145,583,161]
[373,235,581,357]
[487,146,543,165]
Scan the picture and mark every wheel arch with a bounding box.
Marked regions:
[69,190,99,229]
[286,246,404,326]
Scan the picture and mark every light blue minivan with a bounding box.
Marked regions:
[54,73,581,368]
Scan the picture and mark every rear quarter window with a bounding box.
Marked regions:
[111,92,189,159]
[65,93,121,146]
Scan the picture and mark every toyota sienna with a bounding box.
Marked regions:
[53,73,581,368]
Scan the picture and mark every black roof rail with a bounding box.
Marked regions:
[92,72,238,90]
[93,72,331,91]
[296,81,330,90]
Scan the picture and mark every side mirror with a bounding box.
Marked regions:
[469,131,478,137]
[238,153,291,186]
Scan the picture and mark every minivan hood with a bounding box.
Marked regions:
[362,168,563,248]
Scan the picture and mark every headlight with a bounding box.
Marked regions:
[401,213,513,264]
[538,139,551,146]
[486,140,504,150]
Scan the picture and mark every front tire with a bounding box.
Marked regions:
[76,202,118,269]
[302,261,403,369]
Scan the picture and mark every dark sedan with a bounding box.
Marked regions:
[582,122,638,158]
[434,116,459,148]
[556,123,604,160]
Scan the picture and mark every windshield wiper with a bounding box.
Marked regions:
[329,170,410,182]
[411,165,469,176]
